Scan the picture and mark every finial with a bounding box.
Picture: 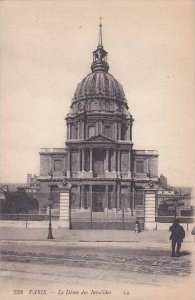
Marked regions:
[98,17,103,47]
[91,18,109,72]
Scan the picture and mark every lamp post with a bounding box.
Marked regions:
[116,174,124,230]
[131,182,135,216]
[47,170,58,240]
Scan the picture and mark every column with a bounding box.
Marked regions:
[66,124,69,140]
[83,119,86,140]
[80,120,84,140]
[111,149,116,173]
[117,184,120,209]
[128,150,131,178]
[89,149,93,173]
[50,156,53,173]
[114,122,118,140]
[118,123,121,140]
[67,150,71,178]
[117,150,120,173]
[78,121,80,140]
[98,121,101,135]
[78,150,80,172]
[128,124,131,140]
[95,122,99,135]
[132,187,135,216]
[59,187,71,228]
[144,188,157,230]
[113,121,116,140]
[104,185,109,211]
[146,158,149,174]
[126,185,131,209]
[89,185,92,210]
[81,149,85,172]
[130,124,132,141]
[80,185,85,209]
[69,123,71,140]
[114,149,116,172]
[78,185,81,208]
[105,150,109,174]
[112,185,117,209]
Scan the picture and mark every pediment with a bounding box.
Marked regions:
[86,134,115,143]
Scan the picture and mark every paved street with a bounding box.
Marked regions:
[0,242,192,276]
[0,228,194,300]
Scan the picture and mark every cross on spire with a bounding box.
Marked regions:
[91,18,109,72]
[98,17,103,47]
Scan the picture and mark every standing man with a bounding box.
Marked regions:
[169,218,185,257]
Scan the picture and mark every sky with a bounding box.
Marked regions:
[0,0,194,187]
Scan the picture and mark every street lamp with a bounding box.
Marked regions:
[47,170,58,239]
[116,174,124,230]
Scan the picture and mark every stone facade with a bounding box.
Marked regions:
[37,23,159,223]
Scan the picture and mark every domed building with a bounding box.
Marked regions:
[37,23,159,229]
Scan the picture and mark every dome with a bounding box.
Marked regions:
[72,21,127,104]
[73,71,126,102]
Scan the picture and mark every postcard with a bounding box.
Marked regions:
[0,1,194,300]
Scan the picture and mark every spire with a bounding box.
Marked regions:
[98,17,103,48]
[91,19,109,72]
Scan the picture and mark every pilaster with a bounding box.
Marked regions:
[67,123,70,140]
[114,122,118,140]
[67,150,71,178]
[59,186,71,228]
[117,184,120,209]
[104,185,109,211]
[132,187,135,215]
[89,185,92,210]
[117,150,121,173]
[80,185,85,209]
[118,122,121,140]
[130,123,132,141]
[81,149,85,174]
[90,149,93,172]
[112,185,117,209]
[144,188,157,230]
[127,150,131,179]
[105,150,109,176]
[80,120,84,140]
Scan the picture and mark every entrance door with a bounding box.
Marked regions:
[93,150,105,177]
[92,186,105,212]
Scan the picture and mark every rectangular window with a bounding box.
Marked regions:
[88,126,95,138]
[54,160,62,172]
[104,125,112,138]
[135,190,144,206]
[136,160,145,174]
[84,150,90,171]
[73,125,78,139]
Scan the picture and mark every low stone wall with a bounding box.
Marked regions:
[0,220,193,231]
[156,222,194,231]
[0,220,68,229]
